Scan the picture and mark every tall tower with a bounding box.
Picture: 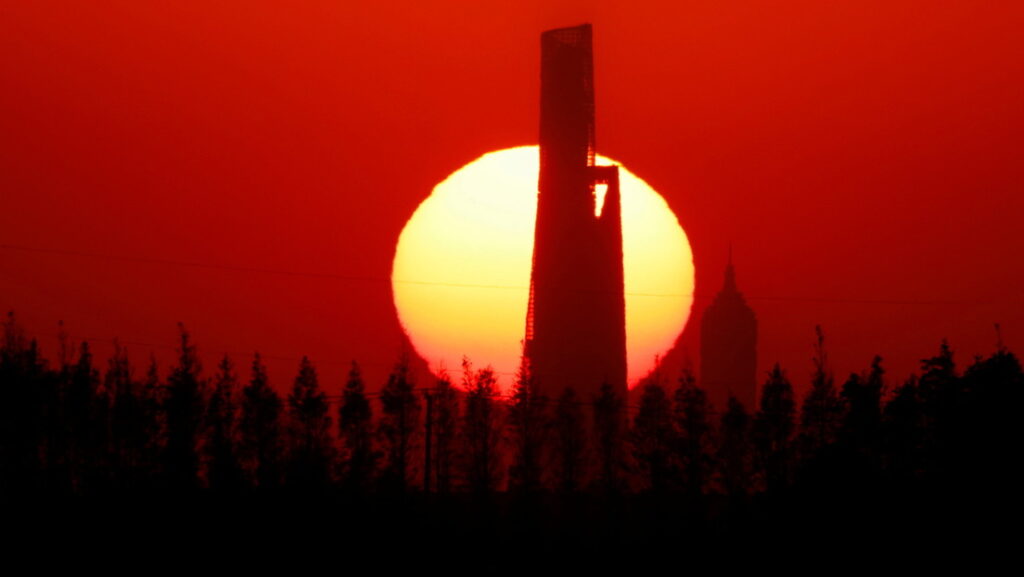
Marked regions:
[525,24,627,400]
[700,252,758,412]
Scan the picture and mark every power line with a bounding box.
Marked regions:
[1,242,977,305]
[0,242,679,296]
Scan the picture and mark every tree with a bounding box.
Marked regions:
[378,353,420,492]
[206,354,243,492]
[429,366,458,494]
[66,341,103,492]
[164,324,205,491]
[507,352,546,494]
[881,375,923,483]
[753,363,796,492]
[837,356,884,470]
[716,395,753,497]
[460,358,502,495]
[799,326,841,459]
[339,361,375,492]
[960,344,1023,493]
[592,382,626,493]
[107,341,148,489]
[674,368,714,496]
[630,382,675,493]
[917,340,959,478]
[0,312,47,493]
[287,356,333,489]
[551,387,586,493]
[139,354,165,484]
[240,352,283,490]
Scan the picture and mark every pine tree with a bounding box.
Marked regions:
[716,395,753,497]
[0,312,47,493]
[339,361,375,492]
[917,340,958,478]
[107,341,146,488]
[429,366,458,494]
[551,387,586,493]
[206,354,243,492]
[140,354,165,484]
[799,326,841,459]
[67,341,100,492]
[164,324,205,491]
[960,343,1023,494]
[674,368,714,496]
[630,382,675,493]
[881,375,923,483]
[240,352,283,490]
[507,352,546,493]
[287,356,332,489]
[378,353,420,492]
[753,364,796,492]
[593,382,626,494]
[460,358,502,495]
[838,356,884,469]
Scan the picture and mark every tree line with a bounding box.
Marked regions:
[1,312,1020,507]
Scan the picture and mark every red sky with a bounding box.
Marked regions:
[3,1,1023,399]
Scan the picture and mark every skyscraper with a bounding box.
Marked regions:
[700,252,758,411]
[525,24,627,400]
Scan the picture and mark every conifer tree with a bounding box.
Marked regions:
[164,325,205,491]
[716,395,753,497]
[551,387,586,493]
[287,356,332,489]
[339,361,375,492]
[754,364,796,492]
[917,340,958,477]
[378,353,420,492]
[799,326,841,459]
[593,382,626,493]
[240,352,283,489]
[630,382,675,493]
[838,356,884,467]
[674,368,714,496]
[0,313,46,492]
[140,354,165,483]
[460,359,502,495]
[430,366,458,494]
[507,352,546,493]
[67,341,101,492]
[107,342,146,488]
[960,343,1023,493]
[881,375,922,483]
[206,354,243,492]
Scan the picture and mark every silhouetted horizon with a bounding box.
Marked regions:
[2,308,1019,565]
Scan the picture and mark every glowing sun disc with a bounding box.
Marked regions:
[392,146,694,393]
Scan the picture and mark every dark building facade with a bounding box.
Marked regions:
[700,255,758,412]
[525,24,627,400]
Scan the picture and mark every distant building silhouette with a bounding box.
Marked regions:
[700,252,758,412]
[525,24,627,401]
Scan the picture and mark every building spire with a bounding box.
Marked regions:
[701,242,758,412]
[723,244,737,293]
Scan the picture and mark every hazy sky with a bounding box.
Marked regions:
[3,1,1022,398]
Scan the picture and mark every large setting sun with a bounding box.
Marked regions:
[392,146,694,393]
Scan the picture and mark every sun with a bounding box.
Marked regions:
[392,146,694,394]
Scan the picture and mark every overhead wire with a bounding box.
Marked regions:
[0,242,978,305]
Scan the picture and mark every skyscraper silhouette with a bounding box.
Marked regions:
[525,24,627,401]
[700,251,758,411]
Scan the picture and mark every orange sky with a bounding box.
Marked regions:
[3,1,1023,398]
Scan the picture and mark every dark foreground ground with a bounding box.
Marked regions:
[3,484,1015,572]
